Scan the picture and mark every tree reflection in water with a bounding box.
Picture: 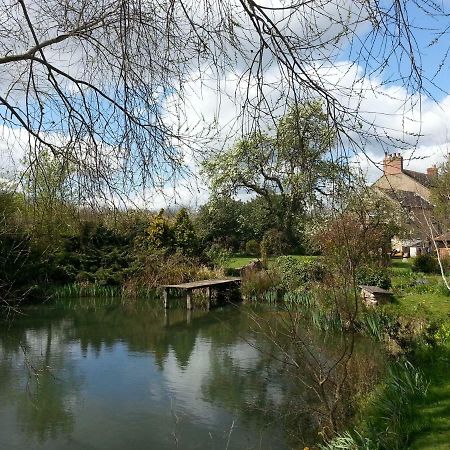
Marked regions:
[0,299,385,449]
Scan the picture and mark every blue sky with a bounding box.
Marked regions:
[1,0,450,208]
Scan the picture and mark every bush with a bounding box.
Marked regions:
[272,256,325,290]
[205,243,231,268]
[260,228,288,256]
[412,254,440,274]
[241,269,280,300]
[245,239,260,257]
[356,265,391,290]
[126,251,221,295]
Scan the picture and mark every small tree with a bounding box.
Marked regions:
[245,239,260,257]
[146,210,173,251]
[261,229,289,257]
[430,158,450,228]
[173,208,198,256]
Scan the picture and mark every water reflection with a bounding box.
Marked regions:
[0,299,384,449]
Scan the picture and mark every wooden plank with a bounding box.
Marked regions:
[161,277,241,290]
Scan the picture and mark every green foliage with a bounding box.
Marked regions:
[195,196,244,251]
[356,265,391,289]
[321,361,429,450]
[203,100,344,245]
[173,208,198,256]
[146,209,173,250]
[55,222,133,286]
[205,243,232,268]
[239,196,277,242]
[272,255,325,289]
[245,239,260,257]
[430,158,450,227]
[0,189,44,304]
[261,228,289,256]
[434,322,450,345]
[241,269,280,301]
[412,254,440,274]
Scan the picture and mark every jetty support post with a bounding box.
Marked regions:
[163,288,169,309]
[206,287,212,310]
[186,289,193,310]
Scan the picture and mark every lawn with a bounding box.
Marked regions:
[387,259,450,449]
[223,254,317,269]
[408,343,450,450]
[386,259,450,321]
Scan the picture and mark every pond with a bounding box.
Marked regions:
[0,299,384,449]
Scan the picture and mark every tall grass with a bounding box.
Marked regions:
[321,360,429,450]
[50,283,158,299]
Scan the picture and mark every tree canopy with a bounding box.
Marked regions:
[1,1,448,203]
[203,101,346,239]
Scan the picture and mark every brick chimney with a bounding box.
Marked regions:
[427,165,438,177]
[383,153,403,175]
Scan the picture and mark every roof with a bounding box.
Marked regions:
[359,285,392,295]
[380,189,432,209]
[434,232,450,243]
[403,169,433,188]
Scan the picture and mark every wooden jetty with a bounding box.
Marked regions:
[161,277,241,309]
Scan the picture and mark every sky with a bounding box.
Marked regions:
[1,0,450,209]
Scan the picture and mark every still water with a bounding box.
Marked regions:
[0,299,382,449]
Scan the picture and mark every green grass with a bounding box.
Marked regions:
[223,254,316,269]
[224,256,256,269]
[386,259,450,321]
[386,259,450,448]
[385,293,450,322]
[408,344,450,449]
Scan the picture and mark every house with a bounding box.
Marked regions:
[371,153,438,256]
[434,232,450,260]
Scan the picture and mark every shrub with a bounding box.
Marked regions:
[245,239,260,257]
[356,265,391,289]
[127,251,210,293]
[173,208,199,256]
[205,243,231,268]
[241,269,280,300]
[272,255,325,290]
[412,253,439,274]
[260,228,288,256]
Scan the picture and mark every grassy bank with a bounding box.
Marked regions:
[385,259,450,449]
[321,259,450,449]
[385,259,450,321]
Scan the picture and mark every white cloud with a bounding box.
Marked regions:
[2,1,450,207]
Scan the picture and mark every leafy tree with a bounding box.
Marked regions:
[239,196,279,243]
[245,240,260,257]
[146,210,173,251]
[203,101,344,244]
[194,197,245,251]
[22,148,76,250]
[173,208,198,256]
[261,228,289,257]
